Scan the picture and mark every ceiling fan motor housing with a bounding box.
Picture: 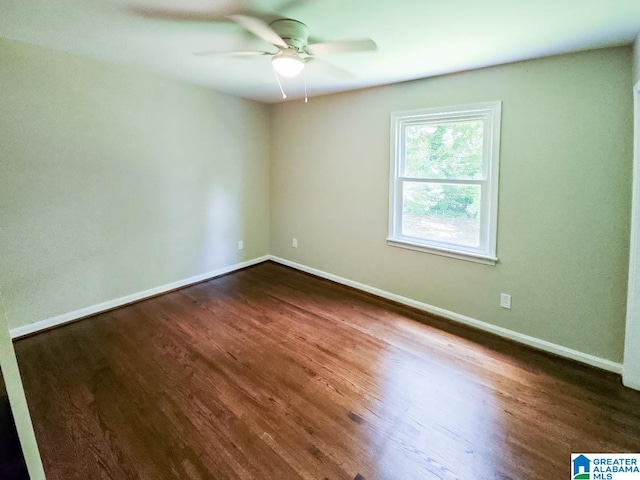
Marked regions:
[270,19,309,52]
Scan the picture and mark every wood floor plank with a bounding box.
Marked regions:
[13,261,640,479]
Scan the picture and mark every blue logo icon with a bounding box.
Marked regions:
[573,454,591,479]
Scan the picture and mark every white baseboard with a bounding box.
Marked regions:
[9,255,270,339]
[10,254,623,375]
[269,255,623,374]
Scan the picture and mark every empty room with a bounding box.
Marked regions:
[2,0,640,479]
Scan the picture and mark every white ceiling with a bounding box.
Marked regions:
[2,0,640,103]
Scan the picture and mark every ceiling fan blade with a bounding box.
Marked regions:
[130,7,227,22]
[273,0,310,12]
[194,50,273,56]
[228,14,287,47]
[128,0,251,22]
[306,39,377,56]
[305,57,355,79]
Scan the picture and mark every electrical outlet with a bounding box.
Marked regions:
[500,293,511,309]
[292,238,298,248]
[238,240,243,250]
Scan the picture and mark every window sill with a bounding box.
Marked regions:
[386,238,497,265]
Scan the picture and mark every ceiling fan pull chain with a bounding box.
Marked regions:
[274,70,287,99]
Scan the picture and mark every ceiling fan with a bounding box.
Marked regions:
[194,15,377,83]
[129,1,377,99]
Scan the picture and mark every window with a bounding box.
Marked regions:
[388,102,501,264]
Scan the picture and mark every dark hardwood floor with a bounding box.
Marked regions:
[14,261,640,479]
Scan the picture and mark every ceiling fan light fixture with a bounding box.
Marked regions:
[272,50,305,78]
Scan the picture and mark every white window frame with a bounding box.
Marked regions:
[388,101,502,265]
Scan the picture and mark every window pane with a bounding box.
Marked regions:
[402,182,481,247]
[403,121,484,179]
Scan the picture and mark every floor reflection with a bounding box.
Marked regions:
[353,347,503,479]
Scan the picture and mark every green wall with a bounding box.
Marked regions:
[270,47,633,363]
[0,39,270,330]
